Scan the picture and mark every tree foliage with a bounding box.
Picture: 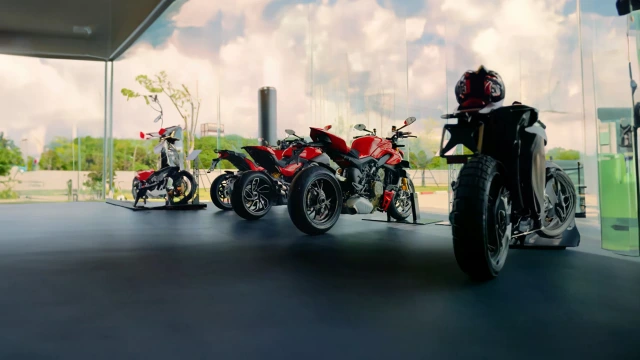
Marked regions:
[0,132,24,177]
[121,71,201,169]
[546,147,580,160]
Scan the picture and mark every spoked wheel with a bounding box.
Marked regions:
[540,169,576,238]
[231,171,273,220]
[451,155,511,281]
[288,166,342,235]
[388,177,415,221]
[210,173,234,210]
[168,171,196,205]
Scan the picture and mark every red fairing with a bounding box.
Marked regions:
[274,149,285,160]
[351,136,403,165]
[351,136,383,157]
[280,163,303,177]
[381,190,395,211]
[244,158,263,171]
[136,170,155,182]
[310,127,350,154]
[299,146,324,160]
[281,146,324,160]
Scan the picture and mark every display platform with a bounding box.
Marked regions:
[105,199,207,211]
[432,220,580,249]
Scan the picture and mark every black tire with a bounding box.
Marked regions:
[388,177,415,221]
[132,178,140,200]
[168,171,196,205]
[231,171,274,220]
[210,173,234,210]
[287,166,342,235]
[540,169,576,238]
[451,155,511,281]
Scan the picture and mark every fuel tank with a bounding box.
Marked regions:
[351,136,402,165]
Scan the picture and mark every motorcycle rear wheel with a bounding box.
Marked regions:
[288,166,342,235]
[231,171,274,220]
[540,169,576,238]
[211,173,234,210]
[451,155,511,281]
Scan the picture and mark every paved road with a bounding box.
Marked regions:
[0,203,638,360]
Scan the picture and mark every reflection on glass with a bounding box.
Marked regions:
[584,3,640,255]
[0,57,105,203]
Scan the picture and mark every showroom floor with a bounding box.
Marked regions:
[0,203,639,359]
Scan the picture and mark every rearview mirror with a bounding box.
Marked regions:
[153,114,162,123]
[324,124,332,130]
[354,124,367,131]
[404,117,416,125]
[285,129,295,135]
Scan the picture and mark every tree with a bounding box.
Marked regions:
[0,132,24,176]
[409,150,431,187]
[0,132,24,199]
[121,71,201,169]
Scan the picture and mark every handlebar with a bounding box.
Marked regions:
[537,120,547,129]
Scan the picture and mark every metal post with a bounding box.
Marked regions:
[102,60,108,200]
[258,87,277,146]
[108,61,114,197]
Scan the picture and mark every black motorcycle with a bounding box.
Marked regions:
[440,103,579,281]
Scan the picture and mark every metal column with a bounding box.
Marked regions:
[258,87,277,146]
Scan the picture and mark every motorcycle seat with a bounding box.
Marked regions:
[137,170,155,181]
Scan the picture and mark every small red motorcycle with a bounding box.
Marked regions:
[286,118,418,235]
[230,129,331,220]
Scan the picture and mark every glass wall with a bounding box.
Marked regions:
[0,56,106,203]
[108,0,596,209]
[581,0,640,255]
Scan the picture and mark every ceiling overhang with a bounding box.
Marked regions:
[0,0,176,62]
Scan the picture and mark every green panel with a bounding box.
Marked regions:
[598,153,640,255]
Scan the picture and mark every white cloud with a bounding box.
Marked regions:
[0,0,632,165]
[406,17,427,42]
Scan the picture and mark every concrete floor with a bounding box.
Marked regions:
[0,203,639,360]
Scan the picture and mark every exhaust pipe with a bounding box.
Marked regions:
[345,196,374,214]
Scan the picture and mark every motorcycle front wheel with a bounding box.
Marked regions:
[168,171,196,205]
[211,173,234,210]
[388,177,415,221]
[450,155,511,281]
[288,166,342,235]
[231,171,274,220]
[131,178,140,200]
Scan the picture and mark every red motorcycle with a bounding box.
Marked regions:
[207,149,277,211]
[286,118,417,235]
[230,129,331,220]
